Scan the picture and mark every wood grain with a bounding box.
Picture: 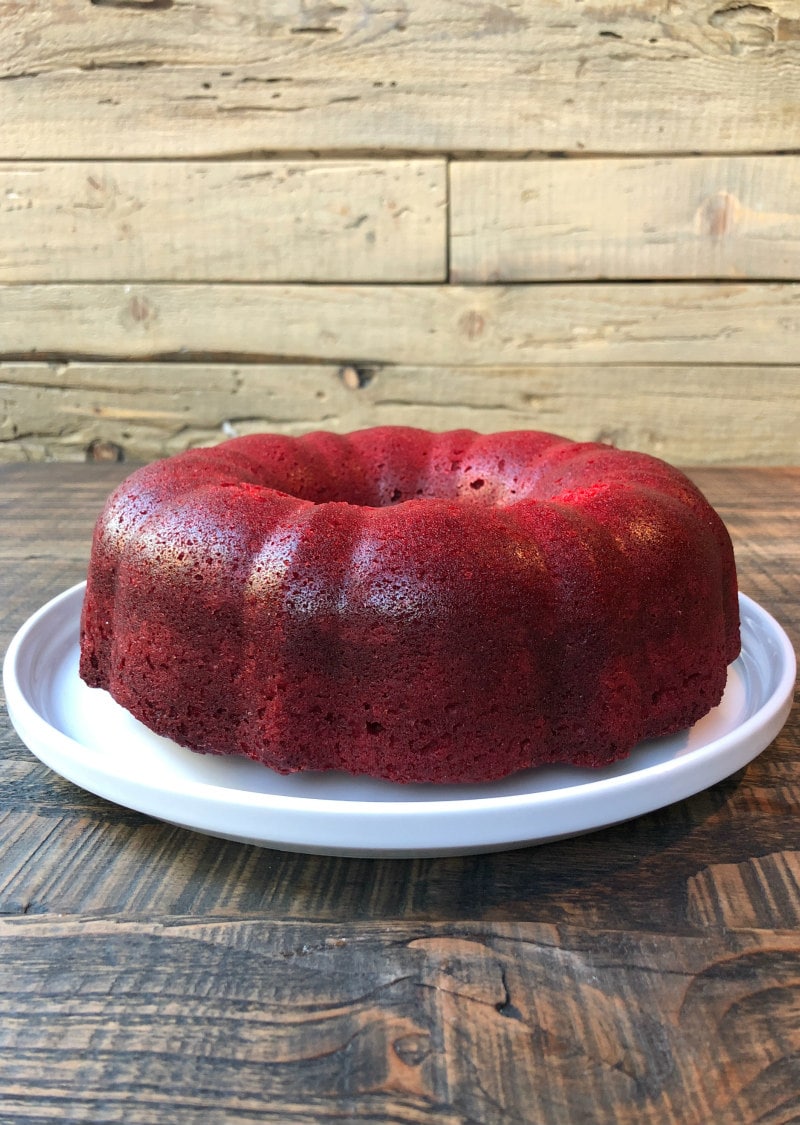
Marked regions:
[5,156,799,285]
[0,464,798,1122]
[451,156,800,282]
[0,160,447,283]
[2,362,799,465]
[687,850,800,929]
[0,917,797,1123]
[3,282,800,365]
[2,749,798,927]
[2,0,800,1101]
[0,466,798,933]
[3,0,800,156]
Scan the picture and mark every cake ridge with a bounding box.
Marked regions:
[79,426,741,783]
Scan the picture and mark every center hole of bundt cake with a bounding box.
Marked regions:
[371,474,497,507]
[257,474,512,509]
[252,457,513,507]
[277,479,505,508]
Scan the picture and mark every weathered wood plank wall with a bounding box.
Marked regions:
[450,157,800,281]
[1,0,799,463]
[0,161,448,282]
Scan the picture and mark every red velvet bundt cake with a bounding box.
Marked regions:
[79,427,740,783]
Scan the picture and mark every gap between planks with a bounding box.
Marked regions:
[2,151,800,162]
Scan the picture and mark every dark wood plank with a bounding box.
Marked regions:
[1,463,798,1123]
[1,466,798,931]
[0,916,797,1125]
[1,759,797,930]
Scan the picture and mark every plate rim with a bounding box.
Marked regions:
[3,582,796,849]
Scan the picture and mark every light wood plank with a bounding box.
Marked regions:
[451,156,800,282]
[2,362,799,465]
[3,1,800,156]
[0,160,446,283]
[2,282,800,365]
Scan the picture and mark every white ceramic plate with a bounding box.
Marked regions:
[4,583,796,857]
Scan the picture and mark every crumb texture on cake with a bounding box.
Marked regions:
[79,427,741,783]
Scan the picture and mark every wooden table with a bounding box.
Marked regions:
[1,463,798,1124]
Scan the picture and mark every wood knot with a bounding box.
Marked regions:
[595,427,623,447]
[709,3,778,50]
[338,364,374,389]
[392,1033,431,1067]
[696,191,741,239]
[120,293,159,330]
[459,310,486,340]
[86,439,125,462]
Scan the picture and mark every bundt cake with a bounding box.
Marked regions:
[79,427,740,783]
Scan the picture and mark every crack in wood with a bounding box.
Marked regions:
[79,60,166,71]
[90,0,174,9]
[215,104,310,115]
